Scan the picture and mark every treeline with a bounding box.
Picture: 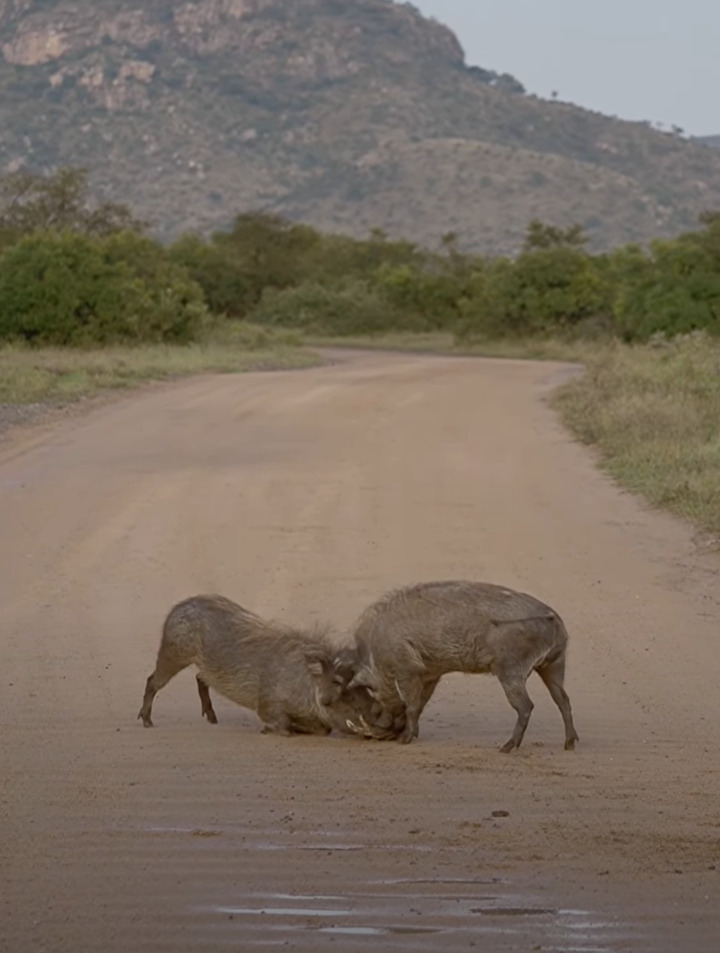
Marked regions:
[1,167,719,346]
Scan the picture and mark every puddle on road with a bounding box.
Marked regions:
[320,925,440,936]
[377,876,506,886]
[252,842,364,852]
[218,906,352,917]
[295,843,434,853]
[474,907,557,916]
[158,826,628,950]
[268,894,345,902]
[204,891,625,951]
[320,926,384,936]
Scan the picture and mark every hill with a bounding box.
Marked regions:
[2,0,720,253]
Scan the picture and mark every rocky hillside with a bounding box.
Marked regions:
[2,0,720,253]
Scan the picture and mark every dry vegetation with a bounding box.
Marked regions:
[0,323,318,407]
[551,333,720,538]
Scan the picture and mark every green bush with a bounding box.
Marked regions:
[305,230,420,283]
[101,231,208,342]
[458,248,608,338]
[213,212,323,310]
[0,231,206,346]
[374,264,461,329]
[169,233,251,317]
[248,280,406,335]
[613,237,720,340]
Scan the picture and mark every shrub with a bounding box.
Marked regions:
[613,238,720,340]
[458,248,608,338]
[0,231,206,346]
[101,231,208,342]
[374,264,461,329]
[169,233,251,317]
[248,280,406,335]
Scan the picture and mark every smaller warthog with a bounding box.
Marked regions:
[342,580,579,751]
[138,594,395,738]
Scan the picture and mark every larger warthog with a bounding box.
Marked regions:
[342,580,579,751]
[138,594,395,738]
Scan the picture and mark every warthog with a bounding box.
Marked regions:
[138,594,396,738]
[342,580,579,751]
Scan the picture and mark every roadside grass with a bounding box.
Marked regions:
[305,330,600,362]
[312,328,720,538]
[0,323,320,405]
[551,332,720,538]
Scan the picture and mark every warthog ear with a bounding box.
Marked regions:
[304,653,329,678]
[346,668,375,690]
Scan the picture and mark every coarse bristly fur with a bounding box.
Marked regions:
[342,580,579,751]
[138,594,395,738]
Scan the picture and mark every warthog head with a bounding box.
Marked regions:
[325,647,405,739]
[301,649,397,739]
[304,650,350,707]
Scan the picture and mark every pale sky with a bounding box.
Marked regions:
[412,0,720,137]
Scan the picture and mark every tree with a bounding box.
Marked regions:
[523,219,587,252]
[0,167,146,244]
[211,212,322,311]
[169,233,250,317]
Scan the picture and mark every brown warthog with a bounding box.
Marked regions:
[342,580,579,751]
[138,594,396,738]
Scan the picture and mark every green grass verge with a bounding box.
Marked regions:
[0,323,321,405]
[306,331,599,362]
[551,332,720,538]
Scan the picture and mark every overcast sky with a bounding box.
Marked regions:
[412,0,719,137]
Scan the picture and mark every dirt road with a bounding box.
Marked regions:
[1,349,718,952]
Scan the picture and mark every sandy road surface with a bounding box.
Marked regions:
[1,350,719,953]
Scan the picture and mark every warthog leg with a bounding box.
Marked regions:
[536,655,579,750]
[396,675,441,744]
[196,675,218,724]
[138,652,191,727]
[494,668,535,753]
